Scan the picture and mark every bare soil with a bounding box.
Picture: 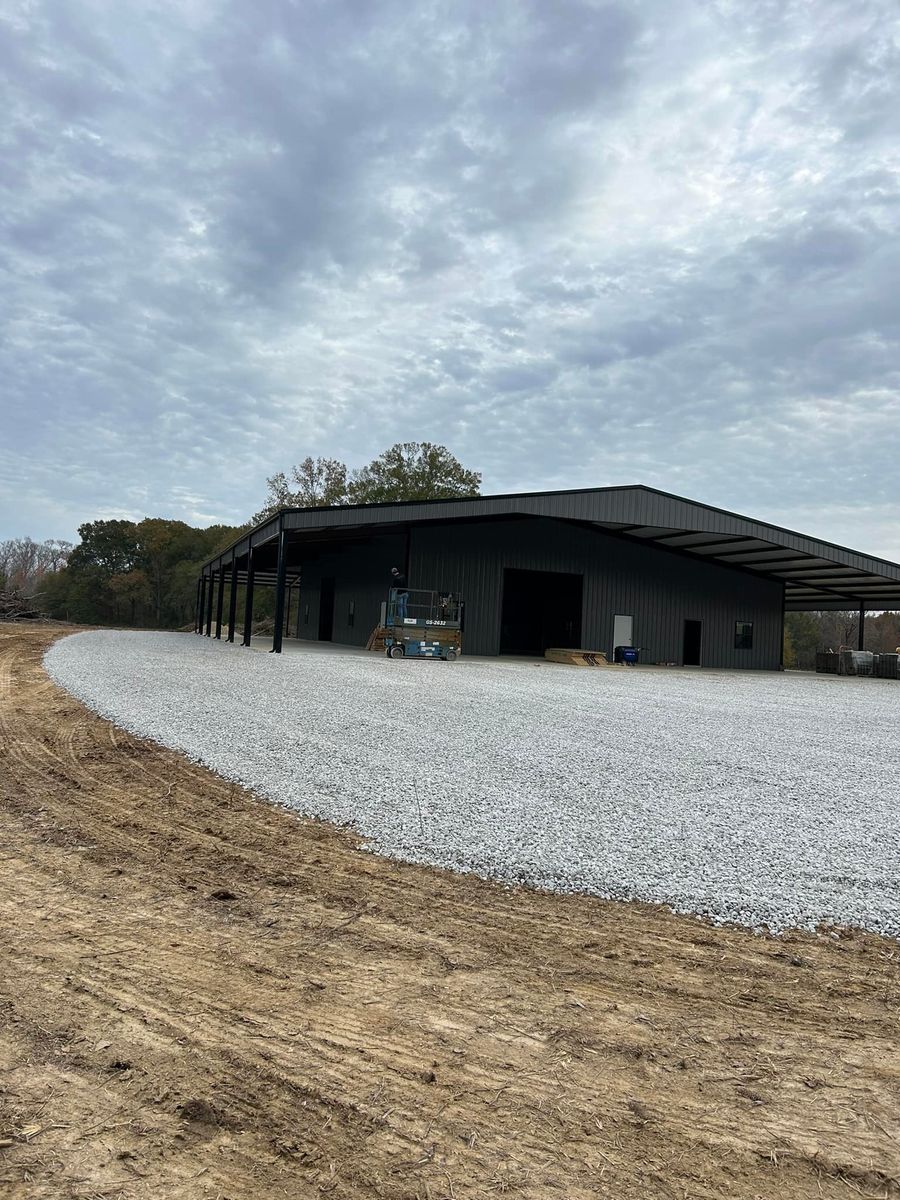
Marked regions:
[1,625,899,1200]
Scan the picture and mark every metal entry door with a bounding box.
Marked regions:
[612,614,633,655]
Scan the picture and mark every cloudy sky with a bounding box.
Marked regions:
[2,0,899,557]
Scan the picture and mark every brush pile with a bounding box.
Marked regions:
[0,589,44,621]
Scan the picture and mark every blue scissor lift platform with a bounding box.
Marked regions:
[384,588,464,661]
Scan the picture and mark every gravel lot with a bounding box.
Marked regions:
[45,629,900,937]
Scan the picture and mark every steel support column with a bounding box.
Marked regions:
[271,519,288,654]
[858,604,866,651]
[227,556,238,643]
[242,548,255,646]
[205,572,214,636]
[196,577,205,634]
[779,582,786,670]
[214,568,225,639]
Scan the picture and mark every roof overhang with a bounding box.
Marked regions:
[201,485,900,610]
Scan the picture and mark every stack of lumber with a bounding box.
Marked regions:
[544,647,610,667]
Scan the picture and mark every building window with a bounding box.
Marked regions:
[735,621,753,650]
[347,599,355,628]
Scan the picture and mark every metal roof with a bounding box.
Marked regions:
[202,484,900,610]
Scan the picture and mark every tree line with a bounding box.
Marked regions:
[5,444,898,653]
[252,442,481,521]
[36,519,240,628]
[784,610,900,670]
[7,443,480,630]
[0,537,73,592]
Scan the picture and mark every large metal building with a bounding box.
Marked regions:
[196,485,900,669]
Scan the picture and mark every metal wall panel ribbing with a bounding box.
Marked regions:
[203,486,900,592]
[409,518,783,667]
[293,535,406,647]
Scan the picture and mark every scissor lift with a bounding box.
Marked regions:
[383,588,463,661]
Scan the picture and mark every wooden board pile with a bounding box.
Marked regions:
[544,647,610,667]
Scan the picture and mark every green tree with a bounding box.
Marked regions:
[45,517,243,629]
[68,520,141,576]
[253,456,350,523]
[60,520,141,623]
[109,569,149,627]
[136,518,204,626]
[348,442,481,505]
[783,611,822,670]
[782,624,796,669]
[35,565,71,617]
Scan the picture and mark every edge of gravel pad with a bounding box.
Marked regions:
[41,629,896,944]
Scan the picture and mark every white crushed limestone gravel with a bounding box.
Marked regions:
[44,629,900,938]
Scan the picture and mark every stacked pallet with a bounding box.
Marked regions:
[544,647,610,667]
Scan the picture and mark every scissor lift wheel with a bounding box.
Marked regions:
[387,644,405,658]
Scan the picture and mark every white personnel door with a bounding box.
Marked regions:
[612,614,633,655]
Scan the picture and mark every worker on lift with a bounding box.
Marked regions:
[390,566,409,620]
[382,578,464,661]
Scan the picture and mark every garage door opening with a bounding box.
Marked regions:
[500,568,583,656]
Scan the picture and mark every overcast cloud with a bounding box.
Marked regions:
[2,0,899,556]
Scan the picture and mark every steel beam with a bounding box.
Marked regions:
[196,577,205,634]
[227,556,238,643]
[242,548,256,646]
[271,519,288,654]
[205,572,214,636]
[214,568,225,639]
[684,538,774,554]
[777,564,869,578]
[858,605,866,652]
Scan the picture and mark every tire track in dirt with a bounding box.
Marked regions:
[1,625,899,1199]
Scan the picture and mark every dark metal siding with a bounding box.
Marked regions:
[271,487,900,580]
[294,534,405,648]
[203,486,900,603]
[409,518,783,668]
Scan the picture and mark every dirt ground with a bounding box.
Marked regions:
[1,626,899,1200]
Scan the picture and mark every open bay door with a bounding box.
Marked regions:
[612,614,633,658]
